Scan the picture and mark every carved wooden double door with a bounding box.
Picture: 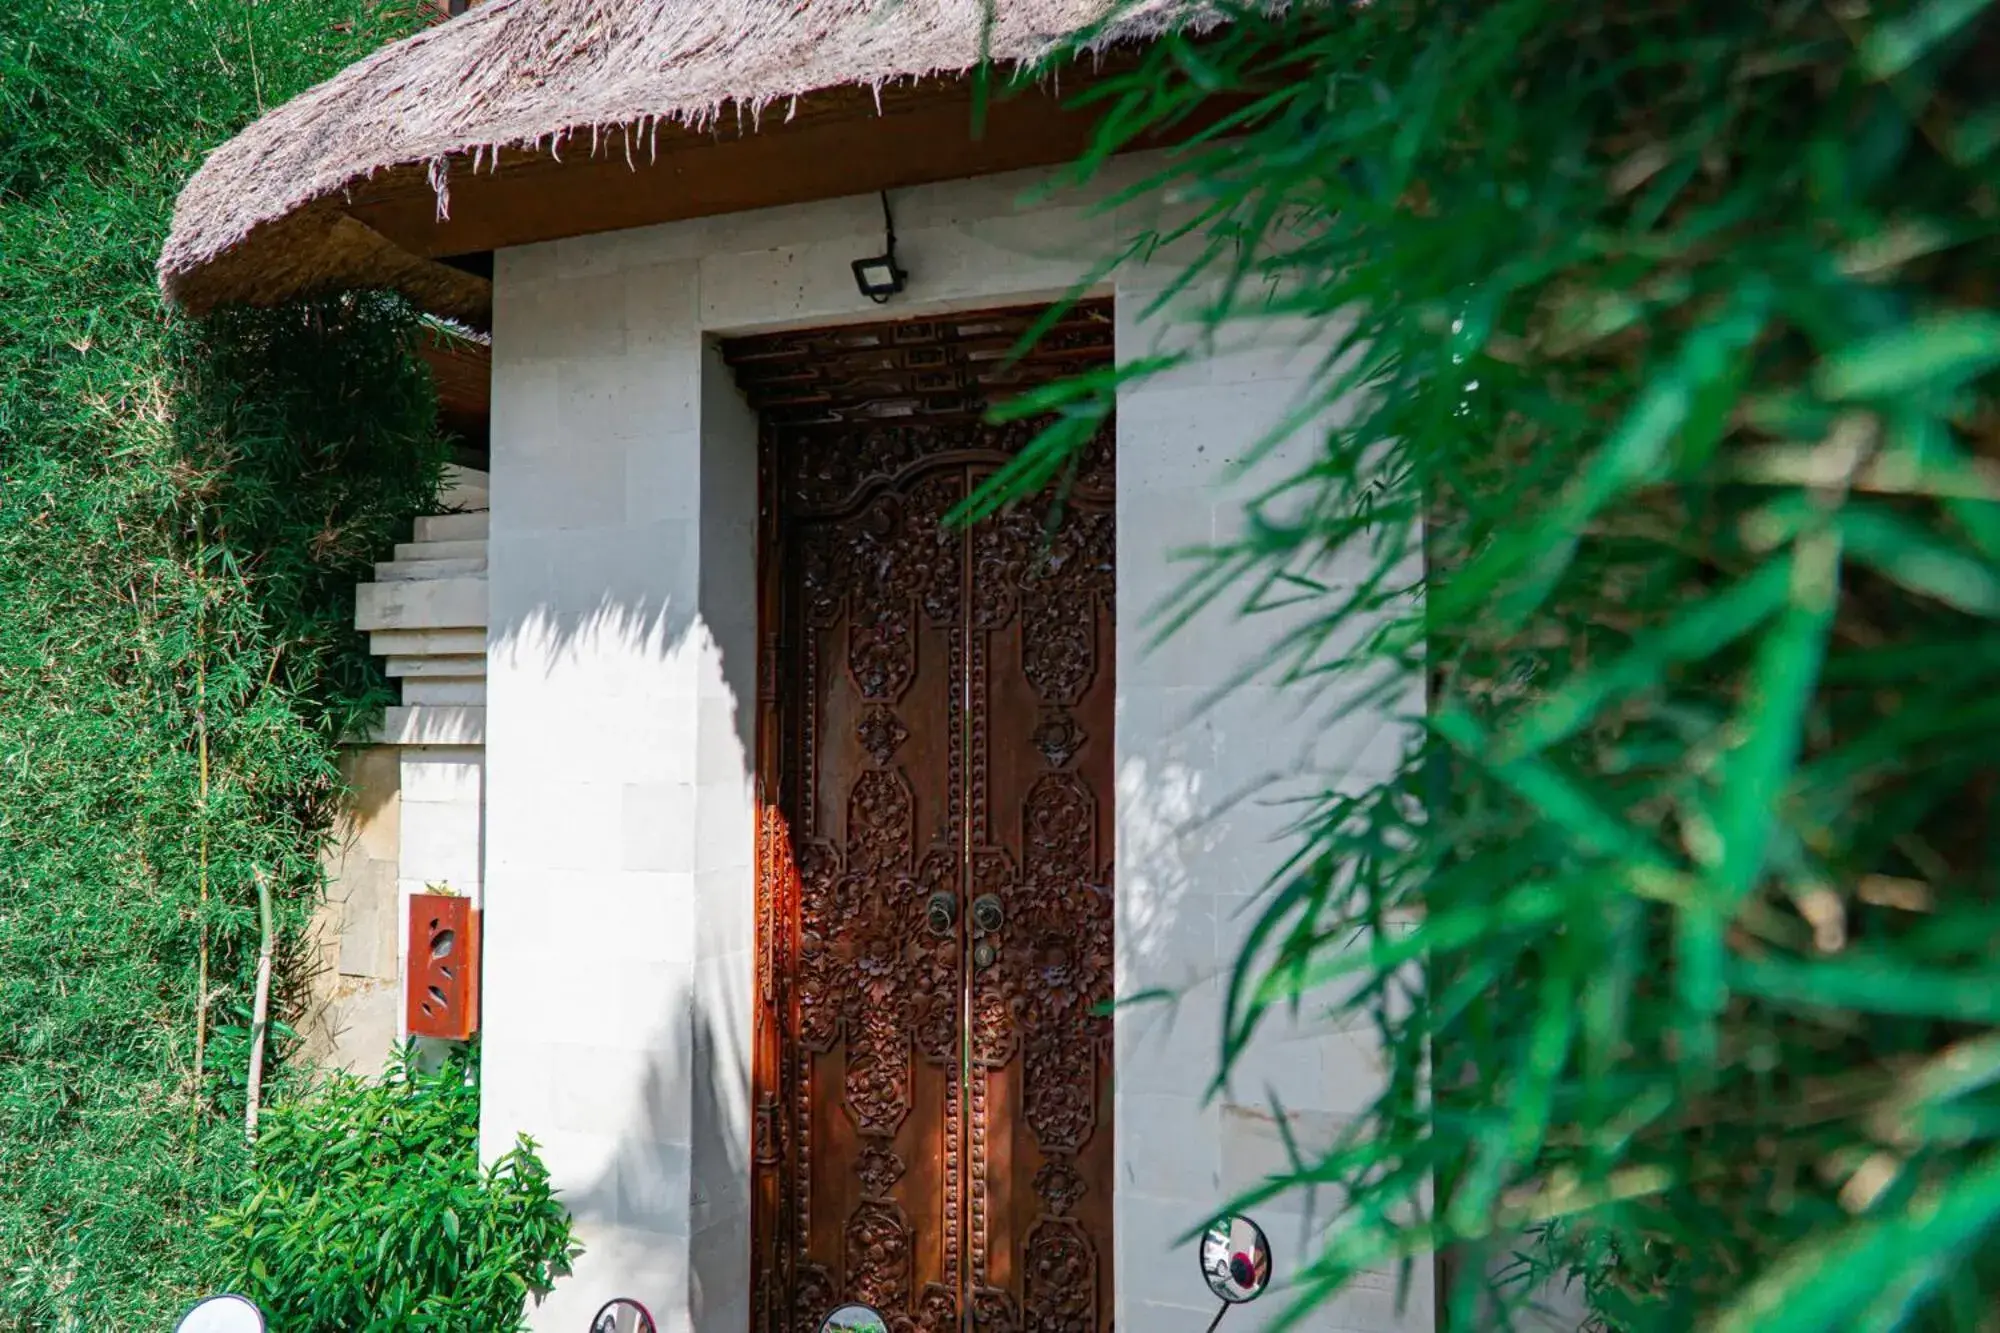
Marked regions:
[753,414,1116,1333]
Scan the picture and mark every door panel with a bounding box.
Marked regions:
[755,413,1115,1333]
[964,466,1116,1333]
[785,460,969,1330]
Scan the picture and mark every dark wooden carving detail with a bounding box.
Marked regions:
[793,1263,837,1333]
[1034,1159,1086,1218]
[847,1200,914,1309]
[857,1143,906,1198]
[721,300,1114,429]
[845,1009,913,1138]
[916,1283,959,1333]
[971,1286,1020,1333]
[847,768,913,875]
[1030,709,1085,769]
[751,305,1114,1333]
[1023,1218,1098,1333]
[964,454,1116,1332]
[858,706,910,766]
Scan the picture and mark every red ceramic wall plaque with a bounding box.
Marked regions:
[406,893,480,1040]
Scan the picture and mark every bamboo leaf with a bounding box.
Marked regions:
[1859,0,1997,78]
[1709,1147,2000,1332]
[1815,313,2000,401]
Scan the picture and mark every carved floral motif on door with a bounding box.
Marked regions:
[750,386,1116,1333]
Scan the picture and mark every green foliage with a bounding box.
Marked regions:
[209,1047,577,1331]
[1021,0,2000,1327]
[0,0,459,1321]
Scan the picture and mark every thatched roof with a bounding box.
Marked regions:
[159,0,1194,325]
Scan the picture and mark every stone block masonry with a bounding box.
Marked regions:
[306,458,495,1079]
[299,746,402,1075]
[488,159,1428,1333]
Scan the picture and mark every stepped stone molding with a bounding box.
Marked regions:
[356,465,489,747]
[318,464,492,1063]
[374,705,486,746]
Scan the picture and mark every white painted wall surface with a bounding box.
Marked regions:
[486,153,1427,1333]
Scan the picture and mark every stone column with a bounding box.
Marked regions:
[482,253,759,1332]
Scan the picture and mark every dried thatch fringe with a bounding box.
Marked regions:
[158,0,1210,316]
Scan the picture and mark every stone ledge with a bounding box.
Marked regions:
[386,653,488,678]
[393,538,488,562]
[370,627,487,658]
[374,555,488,581]
[355,576,488,632]
[366,705,486,747]
[415,511,491,542]
[440,465,490,513]
[401,676,487,706]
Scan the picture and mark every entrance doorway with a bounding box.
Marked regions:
[730,304,1117,1333]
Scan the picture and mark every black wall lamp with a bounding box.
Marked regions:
[851,191,908,304]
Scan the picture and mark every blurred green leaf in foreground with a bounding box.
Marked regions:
[1003,1,2000,1327]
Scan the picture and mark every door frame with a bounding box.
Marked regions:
[742,301,1120,1333]
[751,410,796,1333]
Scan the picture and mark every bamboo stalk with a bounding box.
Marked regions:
[190,515,211,1142]
[245,868,275,1144]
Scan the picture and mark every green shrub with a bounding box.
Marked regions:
[0,0,454,1319]
[209,1046,577,1331]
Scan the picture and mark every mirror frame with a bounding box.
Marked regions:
[815,1300,892,1333]
[172,1294,268,1333]
[588,1296,660,1333]
[1199,1212,1275,1305]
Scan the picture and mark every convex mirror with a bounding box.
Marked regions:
[174,1295,266,1333]
[817,1302,890,1333]
[1201,1213,1274,1304]
[590,1297,658,1333]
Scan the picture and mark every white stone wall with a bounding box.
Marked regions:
[397,746,485,1004]
[488,155,1426,1333]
